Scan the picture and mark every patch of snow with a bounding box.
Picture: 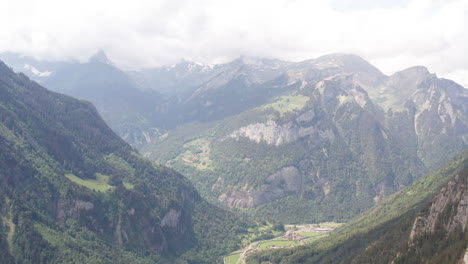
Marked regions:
[337,94,352,105]
[23,64,52,77]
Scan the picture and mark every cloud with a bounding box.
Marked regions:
[0,0,467,86]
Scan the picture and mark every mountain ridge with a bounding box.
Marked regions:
[1,51,467,224]
[0,60,252,263]
[247,148,468,264]
[142,53,467,223]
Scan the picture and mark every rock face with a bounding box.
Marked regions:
[227,107,334,146]
[410,172,468,244]
[56,199,94,227]
[160,209,182,228]
[17,50,459,223]
[145,54,466,224]
[220,166,304,208]
[246,150,468,264]
[227,120,317,146]
[464,248,468,264]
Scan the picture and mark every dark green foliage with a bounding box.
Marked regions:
[12,214,57,264]
[0,61,251,263]
[142,56,467,228]
[145,86,426,224]
[247,149,468,264]
[0,217,15,264]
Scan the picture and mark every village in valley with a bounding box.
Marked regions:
[224,222,342,264]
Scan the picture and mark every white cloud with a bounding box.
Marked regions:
[440,70,468,88]
[0,0,467,85]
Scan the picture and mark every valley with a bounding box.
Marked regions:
[247,149,468,263]
[141,53,467,223]
[224,222,342,264]
[1,0,468,263]
[0,51,466,263]
[0,61,255,263]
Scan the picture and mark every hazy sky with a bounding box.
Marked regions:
[1,0,467,86]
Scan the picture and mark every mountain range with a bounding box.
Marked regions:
[141,53,467,223]
[0,60,259,263]
[1,51,467,225]
[0,50,467,263]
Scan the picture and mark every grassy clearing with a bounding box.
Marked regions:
[225,222,340,261]
[258,240,300,249]
[224,253,241,264]
[123,182,135,190]
[365,88,412,113]
[65,173,113,192]
[34,223,63,246]
[285,222,344,230]
[297,231,323,237]
[318,222,344,228]
[261,94,310,117]
[303,234,327,242]
[177,138,213,171]
[241,222,284,246]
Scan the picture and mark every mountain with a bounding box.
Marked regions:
[126,59,215,95]
[143,53,468,223]
[127,56,292,125]
[0,51,167,147]
[127,56,290,96]
[0,52,293,145]
[0,60,253,263]
[247,148,468,264]
[41,52,167,147]
[2,51,467,225]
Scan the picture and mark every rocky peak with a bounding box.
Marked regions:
[236,56,290,69]
[395,65,431,78]
[173,59,210,72]
[89,50,113,65]
[314,53,384,76]
[390,66,432,86]
[285,53,385,86]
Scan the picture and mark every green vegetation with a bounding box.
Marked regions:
[258,240,300,249]
[144,77,431,225]
[177,138,213,171]
[247,149,468,264]
[302,234,327,242]
[260,94,310,117]
[225,253,241,264]
[0,62,253,264]
[65,173,113,192]
[238,221,285,246]
[3,52,467,264]
[123,182,135,190]
[225,221,338,262]
[315,222,343,228]
[296,231,322,237]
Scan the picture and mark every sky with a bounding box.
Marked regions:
[1,0,467,86]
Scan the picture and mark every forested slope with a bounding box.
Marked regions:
[248,149,468,264]
[0,61,250,263]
